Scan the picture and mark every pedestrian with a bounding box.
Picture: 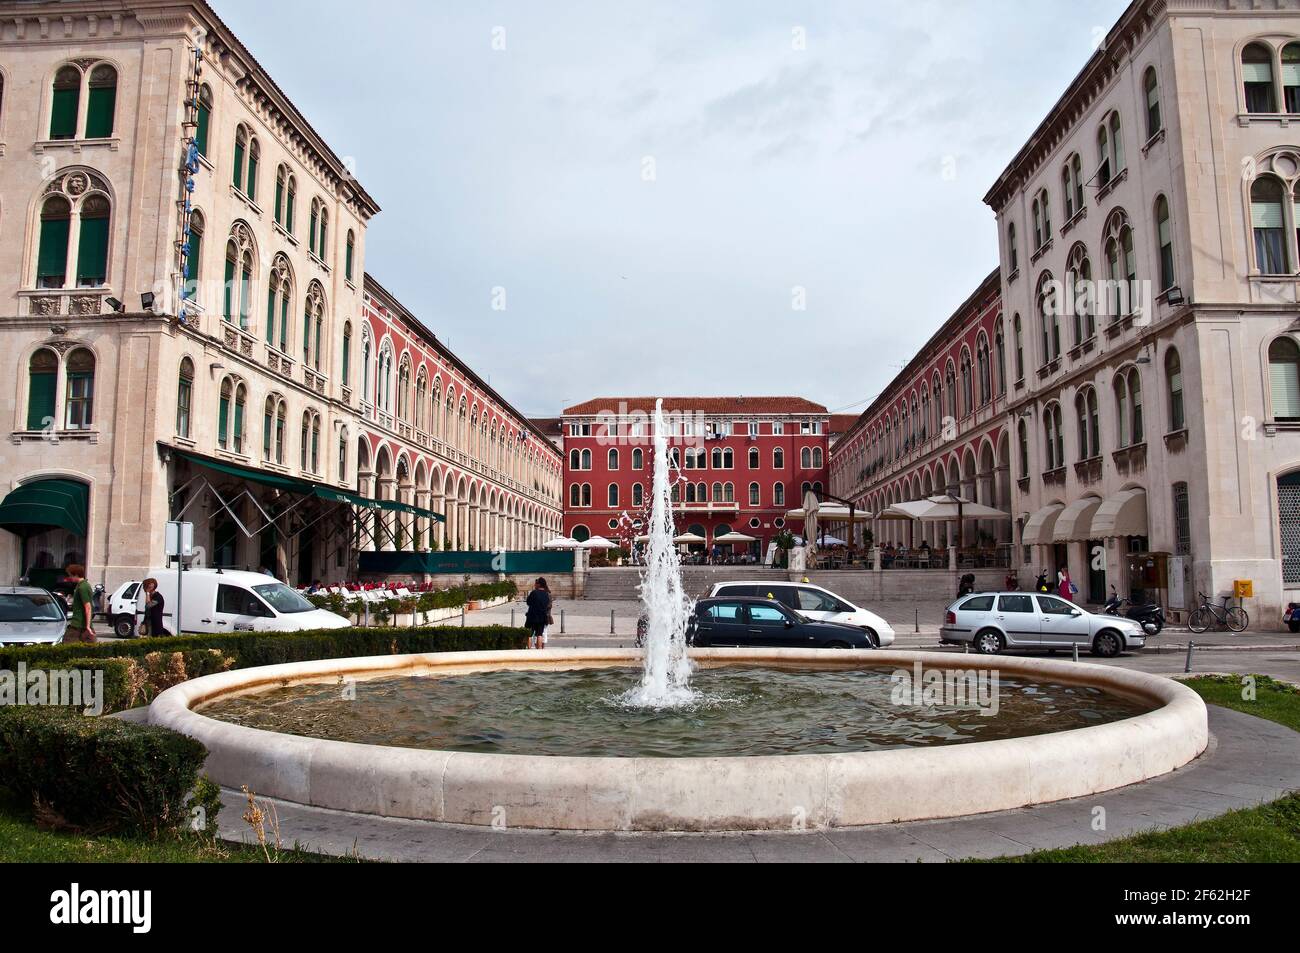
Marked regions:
[1058,565,1075,602]
[62,563,96,644]
[141,577,170,637]
[524,577,553,650]
[958,573,977,598]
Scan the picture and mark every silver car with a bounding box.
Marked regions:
[0,587,68,646]
[940,591,1146,658]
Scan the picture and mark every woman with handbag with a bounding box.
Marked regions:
[140,577,170,637]
[524,577,552,650]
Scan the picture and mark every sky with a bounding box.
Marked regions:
[217,0,1133,419]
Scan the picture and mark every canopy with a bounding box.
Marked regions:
[785,504,873,522]
[714,532,757,544]
[543,536,582,550]
[895,494,1009,522]
[0,478,88,537]
[1053,496,1104,542]
[1091,488,1149,539]
[674,532,706,544]
[581,535,618,550]
[171,446,444,521]
[1022,503,1066,546]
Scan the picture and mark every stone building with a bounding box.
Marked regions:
[985,0,1300,617]
[0,1,558,591]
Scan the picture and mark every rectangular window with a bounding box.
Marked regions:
[772,422,784,435]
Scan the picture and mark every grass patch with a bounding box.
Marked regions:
[980,675,1300,863]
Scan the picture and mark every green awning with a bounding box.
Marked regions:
[0,478,88,537]
[169,445,444,522]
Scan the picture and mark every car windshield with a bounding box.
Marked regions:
[0,593,64,623]
[252,583,315,614]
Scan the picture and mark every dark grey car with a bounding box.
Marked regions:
[0,587,68,646]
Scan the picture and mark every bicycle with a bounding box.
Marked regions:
[1188,591,1249,634]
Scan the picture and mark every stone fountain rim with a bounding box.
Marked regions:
[148,649,1209,832]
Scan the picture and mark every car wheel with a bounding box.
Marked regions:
[974,629,1004,655]
[113,615,135,639]
[1092,631,1123,658]
[861,628,880,649]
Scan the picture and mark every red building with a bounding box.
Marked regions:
[560,397,831,557]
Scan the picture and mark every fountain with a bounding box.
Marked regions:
[147,397,1210,832]
[625,398,696,708]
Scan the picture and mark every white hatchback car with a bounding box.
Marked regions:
[706,581,896,647]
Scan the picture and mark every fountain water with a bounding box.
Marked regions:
[624,398,697,708]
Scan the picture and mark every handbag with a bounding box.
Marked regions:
[1069,582,1079,595]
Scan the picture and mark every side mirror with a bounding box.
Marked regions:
[784,619,795,628]
[1071,610,1083,617]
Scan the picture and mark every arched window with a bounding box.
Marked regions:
[608,484,619,507]
[1103,212,1137,318]
[582,484,592,507]
[773,447,784,469]
[222,224,255,329]
[608,448,619,470]
[945,362,957,418]
[1042,402,1064,471]
[1155,195,1175,291]
[310,199,329,260]
[1251,176,1289,274]
[195,84,212,157]
[1065,244,1094,345]
[36,196,71,289]
[1007,222,1018,273]
[218,379,232,449]
[183,209,204,294]
[1032,196,1043,251]
[976,335,991,405]
[1243,43,1277,114]
[749,482,760,506]
[1165,347,1185,431]
[50,66,80,139]
[1017,419,1030,478]
[362,332,372,403]
[1097,110,1124,188]
[569,484,581,507]
[26,349,58,431]
[33,169,114,291]
[1036,273,1060,364]
[345,230,356,282]
[632,447,643,469]
[1285,43,1300,113]
[632,483,644,507]
[338,427,348,481]
[266,256,292,350]
[303,283,325,370]
[812,447,824,468]
[581,448,592,470]
[341,322,352,386]
[801,447,812,468]
[1143,67,1163,139]
[177,357,194,438]
[86,64,117,138]
[1012,314,1024,381]
[63,348,95,430]
[1062,153,1084,221]
[1114,366,1145,448]
[774,482,785,506]
[1269,336,1300,421]
[1075,387,1099,460]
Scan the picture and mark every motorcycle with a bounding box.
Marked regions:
[1103,593,1166,636]
[1284,602,1300,634]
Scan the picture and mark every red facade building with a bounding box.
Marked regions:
[560,397,831,557]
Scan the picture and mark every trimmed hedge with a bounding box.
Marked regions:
[0,707,207,835]
[0,624,529,674]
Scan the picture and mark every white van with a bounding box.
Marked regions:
[131,569,350,635]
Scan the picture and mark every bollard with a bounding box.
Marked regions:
[611,609,616,634]
[460,605,465,627]
[511,608,516,628]
[963,643,969,654]
[561,609,566,634]
[1072,642,1079,663]
[1184,640,1195,674]
[915,608,919,633]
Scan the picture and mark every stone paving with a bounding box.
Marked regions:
[213,706,1300,862]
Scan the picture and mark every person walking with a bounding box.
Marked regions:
[62,563,96,644]
[141,577,170,637]
[1058,565,1076,602]
[524,577,553,650]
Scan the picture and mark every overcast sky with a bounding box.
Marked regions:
[217,0,1131,418]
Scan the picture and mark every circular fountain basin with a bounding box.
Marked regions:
[149,649,1209,832]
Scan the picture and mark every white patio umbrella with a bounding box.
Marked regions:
[880,495,1009,547]
[581,535,618,550]
[543,536,582,550]
[714,531,758,545]
[673,532,706,545]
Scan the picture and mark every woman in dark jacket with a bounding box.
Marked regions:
[524,578,552,650]
[141,577,170,637]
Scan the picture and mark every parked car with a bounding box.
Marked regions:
[106,579,144,638]
[688,597,877,649]
[123,569,351,635]
[706,581,896,647]
[0,587,68,646]
[940,591,1146,658]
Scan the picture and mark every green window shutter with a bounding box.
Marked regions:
[196,103,211,156]
[247,156,258,201]
[239,267,251,329]
[342,336,350,381]
[346,240,354,280]
[233,400,245,447]
[186,229,201,282]
[76,214,109,287]
[303,308,311,361]
[266,286,276,343]
[50,87,79,139]
[37,217,70,285]
[27,372,56,431]
[286,189,295,232]
[86,86,116,138]
[275,179,284,224]
[218,396,229,447]
[280,295,289,351]
[223,256,234,322]
[233,141,244,190]
[309,210,318,255]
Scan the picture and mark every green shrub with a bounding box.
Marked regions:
[62,657,135,714]
[0,707,206,835]
[0,625,529,674]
